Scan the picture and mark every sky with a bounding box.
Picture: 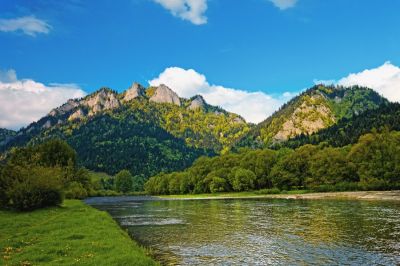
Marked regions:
[1,0,400,129]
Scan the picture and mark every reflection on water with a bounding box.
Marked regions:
[89,198,400,265]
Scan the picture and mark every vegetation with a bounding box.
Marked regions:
[285,102,400,148]
[145,129,400,195]
[1,90,250,177]
[0,139,94,210]
[0,128,16,144]
[0,200,157,265]
[235,85,388,148]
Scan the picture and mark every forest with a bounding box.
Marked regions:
[145,129,400,195]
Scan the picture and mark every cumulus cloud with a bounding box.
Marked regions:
[0,69,86,130]
[268,0,298,10]
[0,16,51,36]
[337,62,400,102]
[153,0,207,25]
[149,67,288,123]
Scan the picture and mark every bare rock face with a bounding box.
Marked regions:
[188,95,206,110]
[273,94,335,142]
[149,84,181,106]
[68,108,85,121]
[123,82,145,102]
[49,99,79,116]
[83,88,120,115]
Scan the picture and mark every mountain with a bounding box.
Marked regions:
[284,102,400,148]
[0,83,250,177]
[0,128,16,146]
[234,85,388,149]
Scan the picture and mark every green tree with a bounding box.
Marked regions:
[115,170,133,193]
[348,129,400,188]
[308,147,358,188]
[231,168,256,192]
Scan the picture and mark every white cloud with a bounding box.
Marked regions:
[149,67,287,123]
[0,16,51,36]
[0,69,86,130]
[337,62,400,102]
[268,0,298,10]
[153,0,207,25]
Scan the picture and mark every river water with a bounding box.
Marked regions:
[87,197,400,265]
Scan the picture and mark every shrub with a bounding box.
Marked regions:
[4,167,64,211]
[64,181,88,199]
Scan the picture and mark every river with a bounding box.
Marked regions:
[87,197,400,265]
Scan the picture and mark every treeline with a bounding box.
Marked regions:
[145,129,400,195]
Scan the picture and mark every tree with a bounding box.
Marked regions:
[132,175,145,192]
[348,129,400,188]
[270,145,318,190]
[231,168,256,192]
[308,147,358,188]
[115,170,134,193]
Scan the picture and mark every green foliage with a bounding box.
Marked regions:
[286,102,400,148]
[348,129,400,186]
[115,170,133,193]
[1,92,250,178]
[0,139,94,211]
[145,130,400,195]
[64,181,88,199]
[231,168,256,191]
[1,166,64,211]
[235,85,388,149]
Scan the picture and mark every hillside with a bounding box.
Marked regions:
[234,85,388,149]
[284,102,400,148]
[0,83,250,176]
[0,129,16,146]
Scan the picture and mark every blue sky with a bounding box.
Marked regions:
[1,0,400,128]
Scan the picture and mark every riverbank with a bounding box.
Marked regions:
[0,200,158,266]
[159,190,400,201]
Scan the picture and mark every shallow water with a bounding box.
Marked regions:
[88,197,400,265]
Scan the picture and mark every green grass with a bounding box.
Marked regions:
[159,190,310,199]
[0,200,158,266]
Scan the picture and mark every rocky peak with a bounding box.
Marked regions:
[149,84,181,106]
[83,88,120,115]
[188,95,206,110]
[49,99,79,116]
[123,82,146,102]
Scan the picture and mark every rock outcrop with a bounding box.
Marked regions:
[188,95,206,110]
[49,99,79,116]
[123,82,145,102]
[273,94,335,142]
[83,88,120,116]
[68,108,85,121]
[149,84,181,106]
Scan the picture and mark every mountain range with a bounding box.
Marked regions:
[0,83,391,177]
[0,83,249,176]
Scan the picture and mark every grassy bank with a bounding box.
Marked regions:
[0,200,158,266]
[159,190,400,201]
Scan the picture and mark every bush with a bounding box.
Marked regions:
[4,167,64,211]
[64,181,88,199]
